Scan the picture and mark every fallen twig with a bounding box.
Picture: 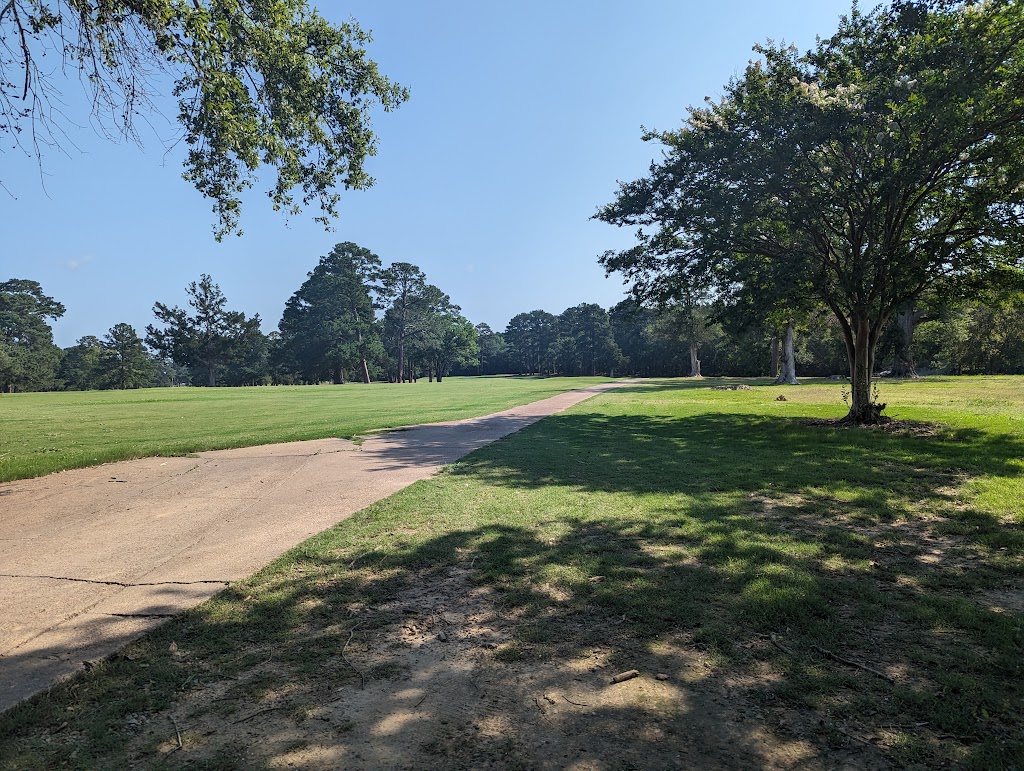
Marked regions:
[880,721,929,730]
[414,694,428,709]
[562,695,590,707]
[611,669,640,684]
[170,715,183,750]
[341,621,366,689]
[348,551,374,569]
[811,644,895,683]
[769,638,796,657]
[533,697,545,714]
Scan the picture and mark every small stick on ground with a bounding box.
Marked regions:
[533,697,545,714]
[562,695,590,707]
[170,715,183,750]
[611,669,640,684]
[341,621,366,689]
[811,644,895,683]
[414,694,428,709]
[769,637,796,657]
[348,551,374,569]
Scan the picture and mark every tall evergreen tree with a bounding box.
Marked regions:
[58,336,105,391]
[99,323,156,390]
[504,310,559,375]
[147,275,260,387]
[278,243,382,384]
[0,279,64,393]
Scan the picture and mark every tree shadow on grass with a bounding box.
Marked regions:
[1,399,1022,769]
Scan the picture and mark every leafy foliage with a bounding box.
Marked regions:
[597,0,1024,421]
[100,323,156,389]
[277,242,383,384]
[146,274,261,386]
[419,309,478,382]
[378,262,459,382]
[504,310,559,375]
[1,1,408,237]
[0,278,64,392]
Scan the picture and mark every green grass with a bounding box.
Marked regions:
[0,376,611,482]
[1,376,1022,769]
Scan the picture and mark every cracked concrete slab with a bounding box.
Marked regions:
[0,381,631,711]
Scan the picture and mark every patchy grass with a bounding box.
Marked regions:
[0,377,1021,769]
[0,376,610,482]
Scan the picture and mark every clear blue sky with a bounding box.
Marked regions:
[3,1,853,348]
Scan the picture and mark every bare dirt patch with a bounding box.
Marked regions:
[116,567,879,770]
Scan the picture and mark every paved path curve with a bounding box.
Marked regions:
[0,381,631,711]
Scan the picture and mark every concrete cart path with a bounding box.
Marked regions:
[0,381,632,712]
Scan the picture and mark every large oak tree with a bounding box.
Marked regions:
[597,0,1024,422]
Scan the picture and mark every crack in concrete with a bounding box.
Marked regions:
[0,573,230,588]
[104,612,178,619]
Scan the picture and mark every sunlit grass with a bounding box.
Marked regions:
[0,376,611,482]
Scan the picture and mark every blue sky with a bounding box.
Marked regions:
[3,1,853,347]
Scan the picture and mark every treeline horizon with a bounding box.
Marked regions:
[3,243,1024,393]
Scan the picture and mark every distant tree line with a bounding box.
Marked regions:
[462,292,1024,380]
[2,246,1023,393]
[1,243,477,391]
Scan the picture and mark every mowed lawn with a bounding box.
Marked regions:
[1,377,1022,769]
[0,376,611,483]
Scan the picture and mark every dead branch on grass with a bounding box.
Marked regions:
[811,644,895,683]
[768,637,796,657]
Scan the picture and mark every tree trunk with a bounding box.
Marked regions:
[688,344,701,378]
[332,363,343,385]
[890,306,924,378]
[207,362,216,387]
[840,310,888,424]
[355,326,371,384]
[770,336,780,378]
[774,320,799,385]
[428,364,434,383]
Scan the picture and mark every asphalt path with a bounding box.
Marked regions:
[0,381,631,712]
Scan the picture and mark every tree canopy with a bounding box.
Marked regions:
[278,242,383,384]
[101,323,155,389]
[0,278,64,392]
[1,1,408,237]
[147,274,260,386]
[597,0,1024,422]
